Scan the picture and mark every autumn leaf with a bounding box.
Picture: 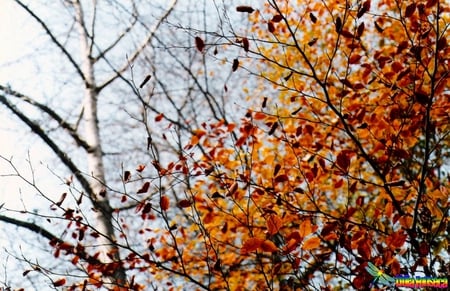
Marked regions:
[302,236,320,250]
[271,14,283,22]
[232,59,239,71]
[160,195,170,211]
[261,240,278,252]
[241,237,264,254]
[123,170,131,183]
[309,12,317,23]
[236,5,254,13]
[299,219,313,237]
[177,199,192,208]
[267,214,283,235]
[242,37,249,52]
[336,151,351,172]
[53,278,66,287]
[195,36,205,52]
[268,21,275,33]
[137,182,150,194]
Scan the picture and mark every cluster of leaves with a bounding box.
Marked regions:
[18,0,448,290]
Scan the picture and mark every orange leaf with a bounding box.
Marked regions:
[261,240,278,252]
[253,112,266,120]
[53,278,66,287]
[299,219,313,237]
[160,195,170,211]
[137,182,150,194]
[302,236,320,250]
[267,214,283,235]
[136,164,146,172]
[241,237,264,254]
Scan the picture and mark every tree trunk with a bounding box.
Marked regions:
[73,0,127,285]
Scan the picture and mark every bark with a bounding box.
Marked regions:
[72,0,127,285]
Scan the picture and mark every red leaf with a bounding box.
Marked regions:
[136,164,146,172]
[160,195,170,211]
[155,113,164,122]
[53,278,66,287]
[137,182,150,194]
[336,151,350,172]
[236,5,254,13]
[195,36,205,52]
[271,14,283,22]
[232,58,239,72]
[405,3,416,18]
[242,37,249,52]
[177,199,192,208]
[274,174,289,183]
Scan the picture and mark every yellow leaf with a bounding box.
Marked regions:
[302,236,321,250]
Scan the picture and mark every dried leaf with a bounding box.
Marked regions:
[267,214,283,235]
[236,5,255,13]
[137,182,150,194]
[261,240,278,252]
[268,122,278,135]
[271,14,283,22]
[160,195,170,211]
[274,174,289,183]
[357,0,370,18]
[195,36,205,52]
[232,58,239,72]
[53,278,66,287]
[335,16,342,33]
[309,12,317,23]
[55,192,67,207]
[177,199,192,208]
[262,97,268,108]
[136,164,146,172]
[123,171,131,183]
[405,3,416,18]
[268,21,275,33]
[242,37,249,52]
[336,151,350,172]
[241,237,264,254]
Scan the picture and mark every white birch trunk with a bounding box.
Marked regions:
[73,0,127,285]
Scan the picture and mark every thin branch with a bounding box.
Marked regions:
[14,0,87,84]
[97,0,178,91]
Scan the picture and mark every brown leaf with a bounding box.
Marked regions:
[139,75,151,88]
[241,237,264,254]
[268,122,278,135]
[357,0,370,18]
[405,3,416,18]
[195,36,205,52]
[335,16,342,33]
[374,20,383,33]
[137,182,150,194]
[123,171,131,183]
[232,58,239,72]
[357,22,365,37]
[236,6,254,13]
[262,97,268,108]
[177,199,192,208]
[268,21,275,33]
[242,37,249,52]
[308,38,318,46]
[309,12,317,23]
[271,14,283,22]
[274,174,289,183]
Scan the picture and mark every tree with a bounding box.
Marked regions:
[1,0,449,290]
